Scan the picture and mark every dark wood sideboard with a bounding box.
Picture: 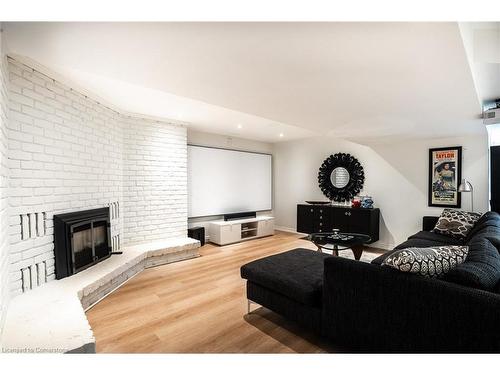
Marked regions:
[296,204,380,243]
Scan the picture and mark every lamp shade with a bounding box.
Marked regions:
[458,179,473,193]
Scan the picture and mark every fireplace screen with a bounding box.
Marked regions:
[93,221,109,259]
[73,223,93,270]
[72,220,109,273]
[54,208,111,279]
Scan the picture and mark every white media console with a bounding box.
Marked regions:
[208,216,274,245]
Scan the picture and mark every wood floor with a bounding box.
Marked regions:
[86,231,382,353]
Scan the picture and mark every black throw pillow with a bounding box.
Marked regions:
[486,236,500,253]
[443,237,500,291]
[464,211,500,243]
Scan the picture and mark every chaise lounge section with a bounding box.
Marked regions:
[241,248,330,333]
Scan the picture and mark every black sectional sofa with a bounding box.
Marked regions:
[240,211,500,352]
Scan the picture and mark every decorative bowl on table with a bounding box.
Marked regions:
[305,200,331,205]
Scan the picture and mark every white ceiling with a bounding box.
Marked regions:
[3,22,487,142]
[459,22,500,106]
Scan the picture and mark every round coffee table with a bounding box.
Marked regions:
[306,231,371,260]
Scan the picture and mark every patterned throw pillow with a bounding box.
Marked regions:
[382,246,469,277]
[432,209,482,239]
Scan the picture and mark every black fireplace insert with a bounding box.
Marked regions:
[54,207,111,279]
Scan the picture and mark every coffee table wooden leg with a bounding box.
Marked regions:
[351,246,363,260]
[333,244,338,257]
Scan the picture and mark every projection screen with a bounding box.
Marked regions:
[187,145,272,218]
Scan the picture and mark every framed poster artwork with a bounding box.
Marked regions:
[428,146,462,208]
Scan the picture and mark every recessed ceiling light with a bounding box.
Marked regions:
[237,124,243,129]
[279,133,284,138]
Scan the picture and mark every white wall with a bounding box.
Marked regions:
[123,117,187,244]
[488,124,500,147]
[273,134,489,250]
[6,56,188,296]
[0,26,10,339]
[187,130,273,235]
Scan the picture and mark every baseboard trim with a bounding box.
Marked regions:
[274,226,301,234]
[366,242,393,251]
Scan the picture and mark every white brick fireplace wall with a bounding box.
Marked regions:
[7,58,124,296]
[0,27,11,336]
[5,56,188,297]
[123,117,187,244]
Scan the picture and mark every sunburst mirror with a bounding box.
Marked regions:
[318,153,365,202]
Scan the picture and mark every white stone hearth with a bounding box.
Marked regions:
[0,237,199,353]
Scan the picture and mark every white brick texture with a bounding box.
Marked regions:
[0,28,10,338]
[6,57,188,296]
[123,117,187,244]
